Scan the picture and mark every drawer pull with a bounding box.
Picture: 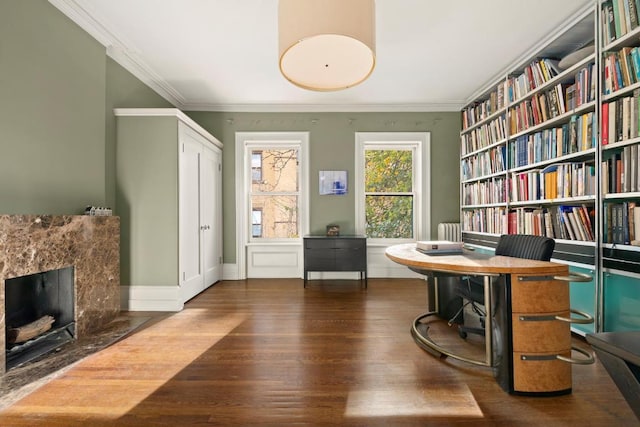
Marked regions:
[518,272,592,282]
[556,346,595,365]
[552,271,592,282]
[554,309,594,325]
[518,309,593,325]
[520,346,594,365]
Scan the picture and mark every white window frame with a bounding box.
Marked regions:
[235,132,309,279]
[355,132,431,245]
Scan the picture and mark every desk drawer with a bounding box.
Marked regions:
[511,312,571,353]
[333,238,365,249]
[305,250,334,270]
[335,248,366,270]
[305,239,336,249]
[511,276,569,313]
[512,350,572,393]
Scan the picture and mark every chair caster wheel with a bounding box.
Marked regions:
[459,329,468,339]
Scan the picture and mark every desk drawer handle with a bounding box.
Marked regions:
[518,309,593,325]
[556,346,595,365]
[555,309,594,325]
[552,272,592,282]
[521,346,594,365]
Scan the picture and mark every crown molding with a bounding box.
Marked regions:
[183,102,464,113]
[48,0,185,108]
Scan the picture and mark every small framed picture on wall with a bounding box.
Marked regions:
[319,170,347,195]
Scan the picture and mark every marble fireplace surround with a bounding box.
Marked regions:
[0,215,120,375]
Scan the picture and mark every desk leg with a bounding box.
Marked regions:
[410,273,498,368]
[483,275,494,367]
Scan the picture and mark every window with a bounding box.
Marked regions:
[364,149,414,238]
[245,140,305,241]
[355,132,430,243]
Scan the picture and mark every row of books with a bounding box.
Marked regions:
[507,58,563,103]
[462,177,507,206]
[462,207,508,235]
[603,48,640,95]
[462,205,595,242]
[603,144,640,193]
[511,162,596,202]
[461,81,507,130]
[604,201,640,245]
[461,115,507,156]
[508,113,596,168]
[461,146,506,181]
[602,0,640,44]
[508,84,569,133]
[509,63,597,134]
[566,63,597,110]
[510,205,594,241]
[602,89,640,145]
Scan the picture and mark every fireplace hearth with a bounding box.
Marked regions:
[5,267,75,370]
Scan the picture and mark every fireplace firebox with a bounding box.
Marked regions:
[5,266,75,370]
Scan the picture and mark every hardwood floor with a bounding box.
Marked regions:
[0,278,636,426]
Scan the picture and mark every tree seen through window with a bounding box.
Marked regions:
[364,149,414,238]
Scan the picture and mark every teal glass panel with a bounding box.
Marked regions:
[603,272,640,331]
[569,266,596,335]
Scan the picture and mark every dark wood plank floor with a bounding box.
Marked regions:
[0,278,637,426]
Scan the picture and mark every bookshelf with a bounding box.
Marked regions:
[600,0,640,333]
[461,1,640,333]
[461,5,597,243]
[461,4,603,333]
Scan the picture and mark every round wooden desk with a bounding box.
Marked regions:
[385,243,592,396]
[385,243,567,276]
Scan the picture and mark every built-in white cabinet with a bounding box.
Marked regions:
[115,108,223,311]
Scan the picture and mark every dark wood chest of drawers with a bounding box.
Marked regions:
[303,236,367,287]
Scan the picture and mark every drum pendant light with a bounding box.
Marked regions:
[278,0,376,91]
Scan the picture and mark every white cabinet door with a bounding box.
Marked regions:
[201,144,222,287]
[179,129,204,303]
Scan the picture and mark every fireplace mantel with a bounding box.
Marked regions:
[0,215,120,374]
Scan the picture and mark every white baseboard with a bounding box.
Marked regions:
[221,262,422,281]
[223,263,240,280]
[120,285,184,312]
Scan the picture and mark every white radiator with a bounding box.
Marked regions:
[437,222,461,242]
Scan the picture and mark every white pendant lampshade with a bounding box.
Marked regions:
[279,0,376,91]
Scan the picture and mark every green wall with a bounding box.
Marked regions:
[105,58,173,208]
[116,117,179,286]
[0,1,172,215]
[0,0,106,214]
[186,112,461,264]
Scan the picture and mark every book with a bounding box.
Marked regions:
[603,102,610,145]
[604,1,617,42]
[633,206,640,246]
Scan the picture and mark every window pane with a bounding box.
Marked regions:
[251,149,298,192]
[250,195,298,238]
[251,152,262,182]
[365,150,413,192]
[365,195,413,238]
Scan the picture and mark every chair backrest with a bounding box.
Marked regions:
[494,234,555,261]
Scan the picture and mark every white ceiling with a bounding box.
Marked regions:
[50,0,594,112]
